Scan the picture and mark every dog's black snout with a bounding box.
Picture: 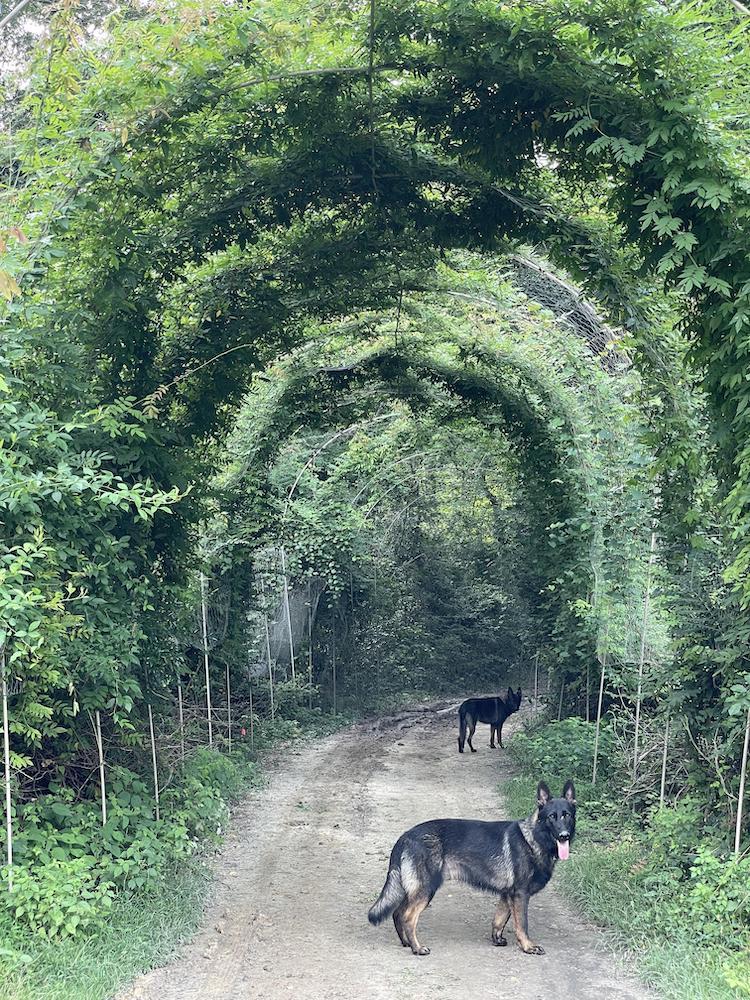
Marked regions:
[557,832,570,842]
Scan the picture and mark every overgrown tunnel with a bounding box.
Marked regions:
[187,254,657,726]
[4,2,750,987]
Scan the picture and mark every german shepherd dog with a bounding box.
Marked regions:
[457,687,522,752]
[368,780,576,956]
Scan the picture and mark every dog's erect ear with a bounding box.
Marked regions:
[507,686,514,698]
[537,781,551,807]
[562,780,576,804]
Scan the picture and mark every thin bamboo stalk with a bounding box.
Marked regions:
[557,678,565,721]
[177,682,185,762]
[659,713,670,809]
[148,705,160,822]
[735,706,750,856]
[1,648,13,893]
[280,546,296,681]
[226,662,232,753]
[592,647,608,786]
[261,576,275,722]
[200,571,214,747]
[533,650,539,718]
[633,531,657,787]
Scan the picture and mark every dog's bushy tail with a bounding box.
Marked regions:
[457,707,467,752]
[368,866,406,925]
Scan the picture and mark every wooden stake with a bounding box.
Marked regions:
[735,706,750,856]
[148,704,160,822]
[177,682,185,762]
[200,570,214,748]
[533,650,539,718]
[633,531,657,788]
[261,575,275,721]
[1,648,13,893]
[659,713,670,809]
[592,647,608,786]
[280,545,296,681]
[557,678,565,721]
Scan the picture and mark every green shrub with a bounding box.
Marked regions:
[3,859,114,940]
[513,717,615,779]
[164,748,259,845]
[687,847,750,949]
[646,796,706,869]
[1,746,262,939]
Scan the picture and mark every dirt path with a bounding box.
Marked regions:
[120,706,654,1000]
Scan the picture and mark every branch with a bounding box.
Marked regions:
[0,0,35,33]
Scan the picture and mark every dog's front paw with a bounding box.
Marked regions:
[521,943,545,956]
[491,931,507,947]
[413,946,431,956]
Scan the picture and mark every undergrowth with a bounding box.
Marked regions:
[0,707,347,1000]
[504,718,750,1000]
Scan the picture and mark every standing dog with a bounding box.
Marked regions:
[368,780,576,956]
[457,687,522,752]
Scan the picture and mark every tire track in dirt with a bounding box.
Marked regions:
[119,706,655,1000]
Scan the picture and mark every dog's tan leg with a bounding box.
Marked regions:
[491,896,511,946]
[510,894,545,955]
[393,905,409,948]
[401,895,431,956]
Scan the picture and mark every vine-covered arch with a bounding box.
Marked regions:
[219,275,655,691]
[9,0,725,564]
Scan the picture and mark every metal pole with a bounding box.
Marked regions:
[633,531,657,787]
[659,713,670,809]
[592,648,608,786]
[200,571,214,747]
[332,622,337,716]
[248,682,255,750]
[226,661,232,753]
[261,576,275,721]
[2,648,13,893]
[735,706,750,856]
[307,581,313,709]
[280,546,296,681]
[148,705,160,822]
[95,710,107,826]
[177,682,185,761]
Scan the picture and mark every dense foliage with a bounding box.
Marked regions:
[1,1,750,993]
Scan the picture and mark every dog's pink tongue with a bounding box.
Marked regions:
[557,839,570,861]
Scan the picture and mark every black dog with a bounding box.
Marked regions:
[457,687,522,752]
[368,780,576,956]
